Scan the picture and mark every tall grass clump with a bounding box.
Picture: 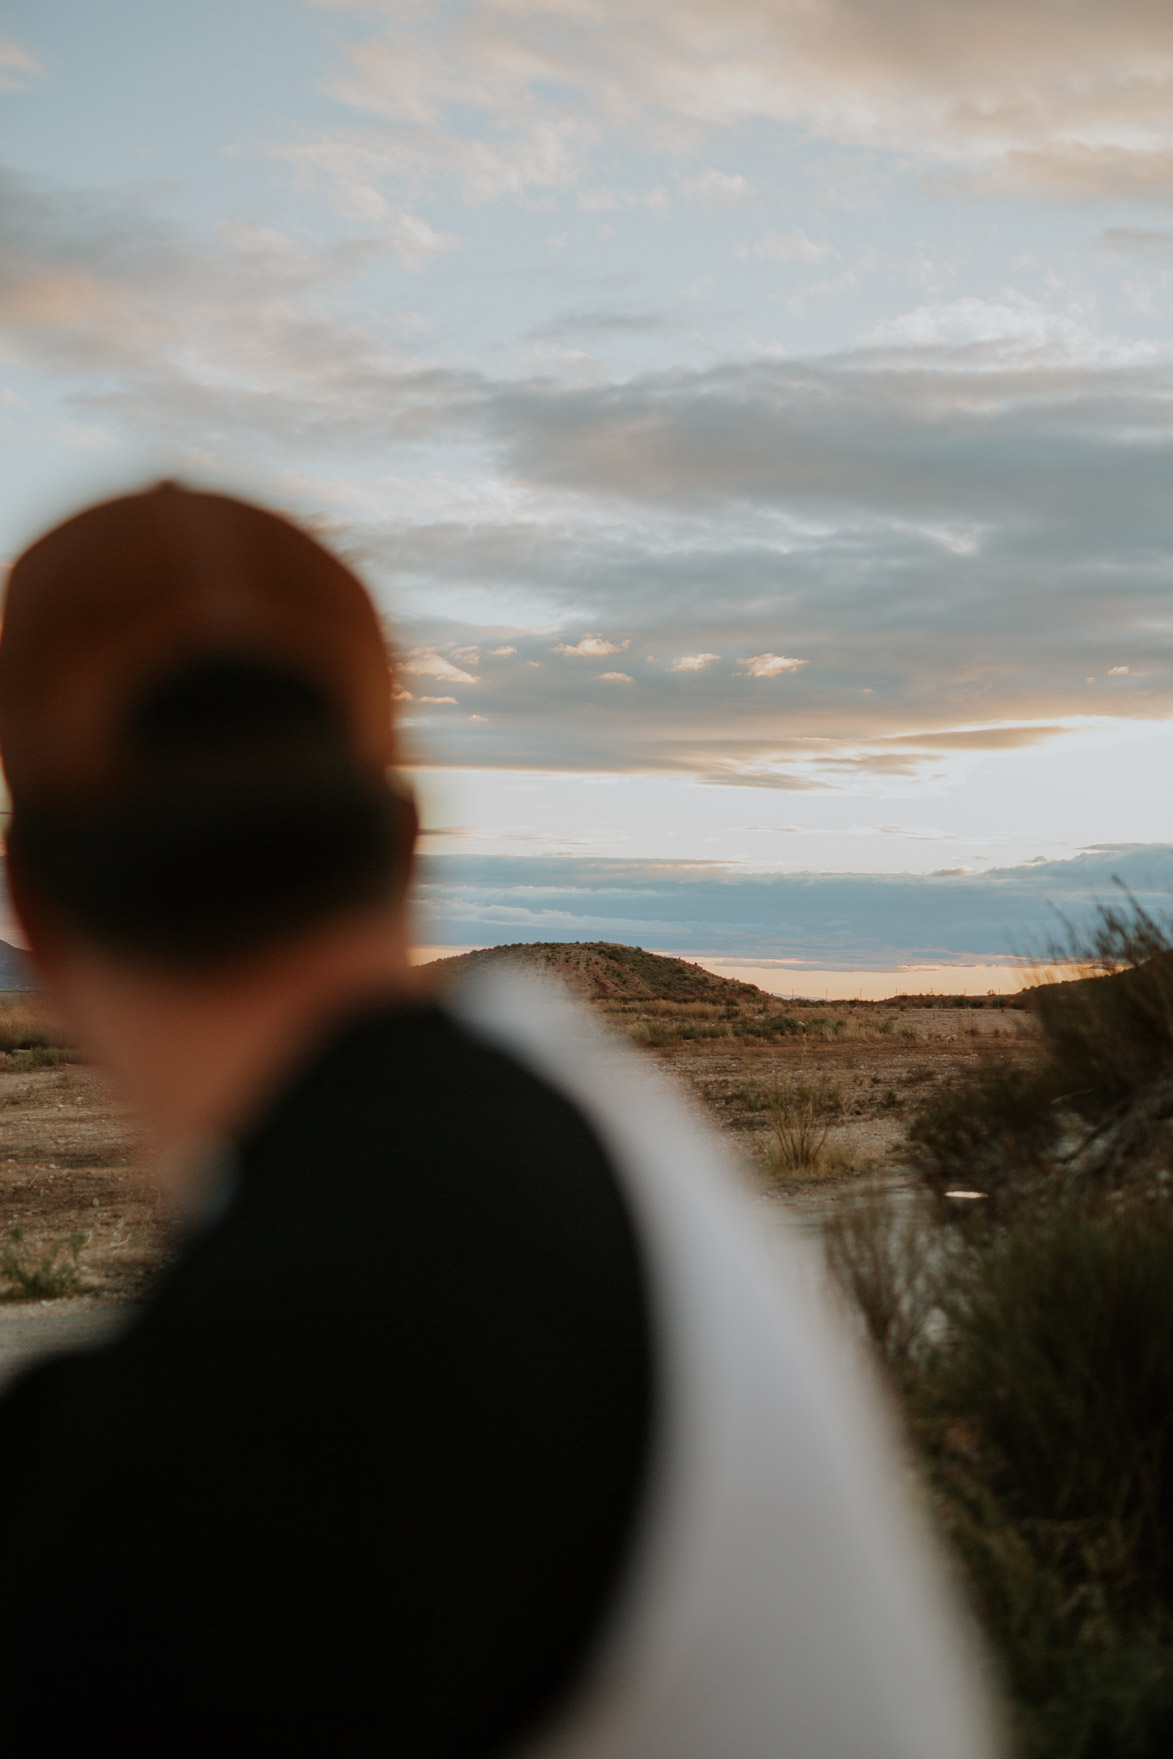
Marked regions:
[825,896,1173,1755]
[765,1078,842,1177]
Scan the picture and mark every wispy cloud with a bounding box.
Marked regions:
[680,169,752,209]
[306,0,1173,204]
[1100,228,1173,259]
[0,35,38,93]
[736,229,836,263]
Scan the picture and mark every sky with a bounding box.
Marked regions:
[3,0,1173,994]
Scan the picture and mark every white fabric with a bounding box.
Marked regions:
[448,970,1002,1759]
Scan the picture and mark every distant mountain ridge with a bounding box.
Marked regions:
[424,940,766,1005]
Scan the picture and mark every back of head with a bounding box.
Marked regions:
[0,483,411,969]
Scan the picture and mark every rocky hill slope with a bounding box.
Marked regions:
[423,940,766,1005]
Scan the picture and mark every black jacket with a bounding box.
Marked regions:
[0,1001,653,1757]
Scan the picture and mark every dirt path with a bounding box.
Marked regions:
[0,1300,133,1392]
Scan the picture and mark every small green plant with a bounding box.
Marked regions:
[9,1045,71,1069]
[0,1226,89,1301]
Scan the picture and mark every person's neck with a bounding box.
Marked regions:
[38,906,422,1185]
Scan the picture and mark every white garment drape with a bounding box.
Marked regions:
[449,971,1002,1759]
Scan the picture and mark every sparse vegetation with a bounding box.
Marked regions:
[0,1225,89,1301]
[829,1187,1173,1758]
[826,898,1173,1757]
[906,894,1173,1207]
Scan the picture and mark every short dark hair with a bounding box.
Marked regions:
[6,655,413,969]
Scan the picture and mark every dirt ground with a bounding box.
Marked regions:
[0,1059,164,1304]
[614,1001,1038,1212]
[0,997,1038,1304]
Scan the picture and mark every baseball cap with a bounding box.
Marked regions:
[0,482,395,808]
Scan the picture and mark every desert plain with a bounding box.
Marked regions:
[0,941,1039,1315]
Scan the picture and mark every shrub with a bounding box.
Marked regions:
[907,1054,1062,1201]
[732,1014,804,1039]
[9,1045,71,1068]
[823,1193,944,1381]
[826,1184,1173,1757]
[627,1020,728,1046]
[905,896,1173,1201]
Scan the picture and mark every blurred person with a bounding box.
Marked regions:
[0,484,999,1757]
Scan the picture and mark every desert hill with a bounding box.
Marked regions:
[423,940,767,1006]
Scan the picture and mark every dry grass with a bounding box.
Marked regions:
[0,1000,68,1056]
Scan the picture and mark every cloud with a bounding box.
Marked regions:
[306,0,1173,203]
[671,652,721,671]
[737,654,805,678]
[736,229,836,264]
[870,291,1096,348]
[419,694,459,703]
[414,844,1173,969]
[276,109,593,211]
[599,670,634,681]
[0,35,38,92]
[383,211,459,269]
[680,169,752,208]
[529,308,673,340]
[401,648,480,684]
[551,635,630,657]
[577,186,671,214]
[8,170,1173,780]
[1109,666,1132,676]
[1101,228,1173,259]
[880,725,1066,752]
